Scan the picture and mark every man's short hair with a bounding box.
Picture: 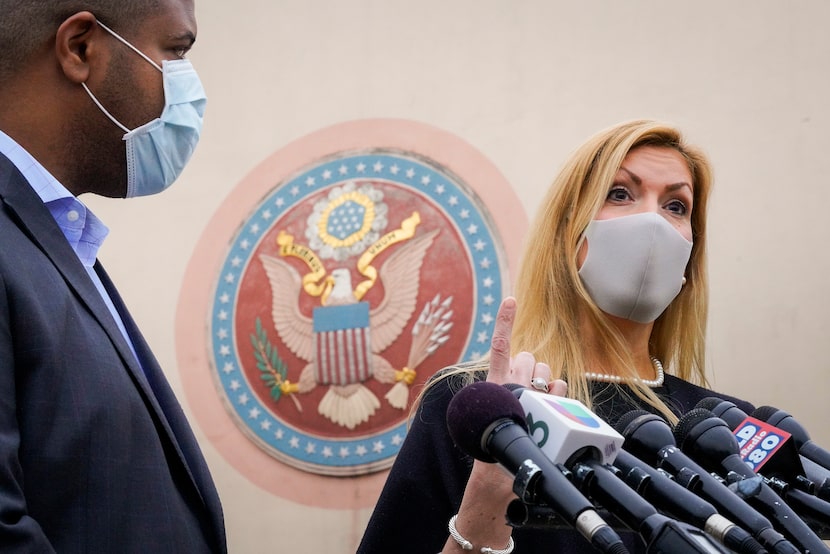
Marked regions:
[0,1,161,81]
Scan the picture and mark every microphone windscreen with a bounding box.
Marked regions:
[751,405,782,424]
[694,397,725,412]
[751,405,811,445]
[673,408,716,446]
[446,381,527,461]
[613,409,654,436]
[694,398,747,429]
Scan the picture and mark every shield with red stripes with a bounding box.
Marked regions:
[312,302,373,385]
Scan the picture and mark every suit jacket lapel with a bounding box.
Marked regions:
[96,265,227,548]
[95,264,221,512]
[0,155,141,374]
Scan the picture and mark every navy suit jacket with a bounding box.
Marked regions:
[0,154,227,552]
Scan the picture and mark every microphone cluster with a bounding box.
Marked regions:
[446,381,830,554]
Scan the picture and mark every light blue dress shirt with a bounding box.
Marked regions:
[0,129,140,365]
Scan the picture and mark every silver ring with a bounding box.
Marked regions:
[530,377,549,393]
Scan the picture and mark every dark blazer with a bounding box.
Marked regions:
[0,153,226,552]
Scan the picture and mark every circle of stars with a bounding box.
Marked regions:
[209,152,506,469]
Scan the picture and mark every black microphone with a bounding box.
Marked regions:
[612,449,766,554]
[753,405,830,475]
[694,399,830,537]
[507,386,740,553]
[616,409,799,554]
[697,398,830,502]
[674,408,830,553]
[568,457,732,553]
[694,397,748,429]
[446,381,629,553]
[695,398,812,482]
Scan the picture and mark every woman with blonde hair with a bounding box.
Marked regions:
[357,120,754,553]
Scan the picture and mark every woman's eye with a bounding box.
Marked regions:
[607,187,631,202]
[665,199,688,215]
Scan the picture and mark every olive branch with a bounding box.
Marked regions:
[251,317,302,411]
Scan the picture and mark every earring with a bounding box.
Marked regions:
[682,276,687,286]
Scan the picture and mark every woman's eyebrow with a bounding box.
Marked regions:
[619,167,691,191]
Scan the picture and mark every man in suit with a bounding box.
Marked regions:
[0,1,226,551]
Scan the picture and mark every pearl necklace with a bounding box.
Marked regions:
[585,357,665,388]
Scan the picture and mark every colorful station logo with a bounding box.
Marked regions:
[208,146,511,476]
[544,397,602,429]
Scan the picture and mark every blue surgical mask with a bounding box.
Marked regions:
[82,20,207,198]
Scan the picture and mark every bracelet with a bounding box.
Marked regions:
[448,514,515,554]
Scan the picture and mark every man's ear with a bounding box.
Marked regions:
[54,11,102,84]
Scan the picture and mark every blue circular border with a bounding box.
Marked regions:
[209,150,507,472]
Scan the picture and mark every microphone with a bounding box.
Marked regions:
[752,405,830,476]
[445,381,629,553]
[616,409,799,554]
[697,398,830,501]
[569,458,731,553]
[612,449,766,554]
[511,387,734,553]
[674,408,830,553]
[509,385,624,466]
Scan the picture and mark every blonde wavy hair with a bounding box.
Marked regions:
[417,119,713,425]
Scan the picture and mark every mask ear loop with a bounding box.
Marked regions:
[95,20,163,72]
[81,82,130,133]
[84,19,167,134]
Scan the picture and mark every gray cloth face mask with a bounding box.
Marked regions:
[577,212,692,323]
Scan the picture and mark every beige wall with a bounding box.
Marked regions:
[85,1,830,552]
